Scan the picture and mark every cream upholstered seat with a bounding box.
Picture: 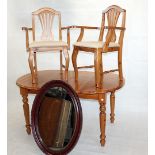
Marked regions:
[29,41,68,48]
[74,41,120,49]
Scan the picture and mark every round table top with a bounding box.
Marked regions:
[16,70,124,99]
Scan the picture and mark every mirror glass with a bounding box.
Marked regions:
[32,80,82,155]
[38,86,75,152]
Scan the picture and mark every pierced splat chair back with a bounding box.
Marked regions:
[99,5,126,49]
[32,7,62,41]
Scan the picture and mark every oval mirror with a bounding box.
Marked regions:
[31,80,83,155]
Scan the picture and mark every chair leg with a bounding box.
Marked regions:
[94,49,103,89]
[63,48,69,81]
[110,92,115,123]
[60,50,63,74]
[118,49,123,81]
[28,50,37,84]
[72,47,79,90]
[34,52,38,81]
[98,93,106,146]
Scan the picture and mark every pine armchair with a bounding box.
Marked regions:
[22,7,69,84]
[72,5,126,124]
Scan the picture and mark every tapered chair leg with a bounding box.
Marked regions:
[34,52,38,82]
[63,48,69,81]
[72,47,79,90]
[94,49,103,88]
[110,92,115,123]
[60,50,63,74]
[118,49,123,81]
[28,50,37,84]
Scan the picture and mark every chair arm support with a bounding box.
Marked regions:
[22,27,32,51]
[61,25,100,43]
[67,28,70,50]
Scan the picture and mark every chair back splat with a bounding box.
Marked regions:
[99,5,126,50]
[32,7,62,41]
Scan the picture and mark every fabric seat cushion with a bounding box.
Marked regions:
[29,41,68,48]
[73,41,120,48]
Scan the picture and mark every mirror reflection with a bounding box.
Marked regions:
[38,86,75,151]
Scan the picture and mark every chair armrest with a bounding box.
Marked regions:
[61,25,100,44]
[61,25,100,30]
[104,26,126,31]
[22,27,32,31]
[22,27,32,51]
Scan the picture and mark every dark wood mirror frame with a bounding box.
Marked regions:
[31,80,83,155]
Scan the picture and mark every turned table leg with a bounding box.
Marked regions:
[98,93,106,146]
[110,92,115,123]
[20,88,31,134]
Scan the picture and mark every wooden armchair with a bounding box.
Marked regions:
[71,5,126,123]
[22,7,69,84]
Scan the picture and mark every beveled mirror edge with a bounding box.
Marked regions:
[31,80,83,155]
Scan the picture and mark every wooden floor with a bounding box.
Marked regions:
[16,70,124,99]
